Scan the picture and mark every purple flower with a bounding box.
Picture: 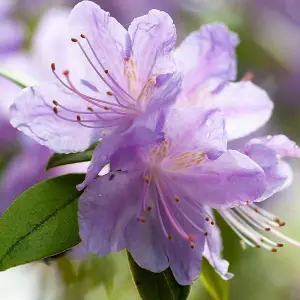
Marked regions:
[173,23,274,140]
[78,107,266,285]
[10,1,180,153]
[219,135,300,252]
[0,8,87,214]
[0,0,23,56]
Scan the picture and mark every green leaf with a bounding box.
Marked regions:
[0,173,84,271]
[200,258,229,300]
[0,68,36,89]
[127,252,190,300]
[46,142,99,170]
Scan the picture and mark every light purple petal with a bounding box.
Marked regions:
[242,138,295,201]
[203,208,233,280]
[169,150,266,208]
[128,9,176,83]
[248,135,300,158]
[175,23,239,97]
[207,81,274,141]
[79,171,141,256]
[164,108,227,159]
[68,1,127,85]
[10,83,104,153]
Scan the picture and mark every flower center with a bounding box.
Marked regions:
[49,34,158,134]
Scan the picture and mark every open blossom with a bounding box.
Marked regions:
[220,135,300,252]
[174,23,274,140]
[10,1,181,153]
[78,107,266,285]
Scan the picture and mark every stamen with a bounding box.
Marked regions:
[137,217,146,223]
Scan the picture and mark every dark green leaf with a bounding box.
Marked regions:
[127,252,190,300]
[200,258,229,300]
[46,142,99,170]
[0,173,85,271]
[0,68,36,89]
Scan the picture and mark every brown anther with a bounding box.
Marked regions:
[265,228,271,232]
[52,100,58,106]
[241,71,254,81]
[76,115,81,121]
[279,221,286,227]
[109,174,115,181]
[210,221,215,225]
[190,243,195,249]
[246,200,251,205]
[71,38,78,43]
[188,234,196,242]
[144,176,150,184]
[63,70,69,76]
[104,69,109,74]
[271,248,277,253]
[274,217,281,223]
[146,206,152,212]
[104,106,110,110]
[204,232,208,236]
[174,195,180,203]
[205,217,210,222]
[254,208,259,213]
[53,107,58,114]
[255,244,261,248]
[80,33,86,38]
[106,91,113,96]
[116,169,123,172]
[87,106,94,111]
[168,234,173,240]
[137,217,146,223]
[277,243,284,248]
[51,63,56,71]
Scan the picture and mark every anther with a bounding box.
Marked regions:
[63,70,69,76]
[168,234,173,240]
[52,100,58,106]
[277,243,284,248]
[109,174,115,181]
[116,169,123,172]
[255,244,261,248]
[190,243,195,249]
[53,107,58,114]
[274,217,281,223]
[71,38,78,43]
[87,106,94,111]
[204,232,208,236]
[137,217,146,223]
[279,221,286,227]
[174,195,180,203]
[104,106,110,110]
[246,200,251,205]
[188,235,196,242]
[104,69,109,74]
[144,176,150,184]
[205,217,210,222]
[271,248,277,253]
[265,228,271,232]
[210,221,215,225]
[76,115,81,121]
[106,91,113,96]
[51,63,56,71]
[146,206,152,212]
[80,33,86,38]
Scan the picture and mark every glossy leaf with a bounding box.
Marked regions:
[200,258,229,300]
[0,68,36,89]
[128,252,190,300]
[0,173,84,271]
[46,142,99,170]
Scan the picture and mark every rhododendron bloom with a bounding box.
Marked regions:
[78,107,266,285]
[10,1,180,153]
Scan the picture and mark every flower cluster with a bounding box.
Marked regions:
[9,0,300,285]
